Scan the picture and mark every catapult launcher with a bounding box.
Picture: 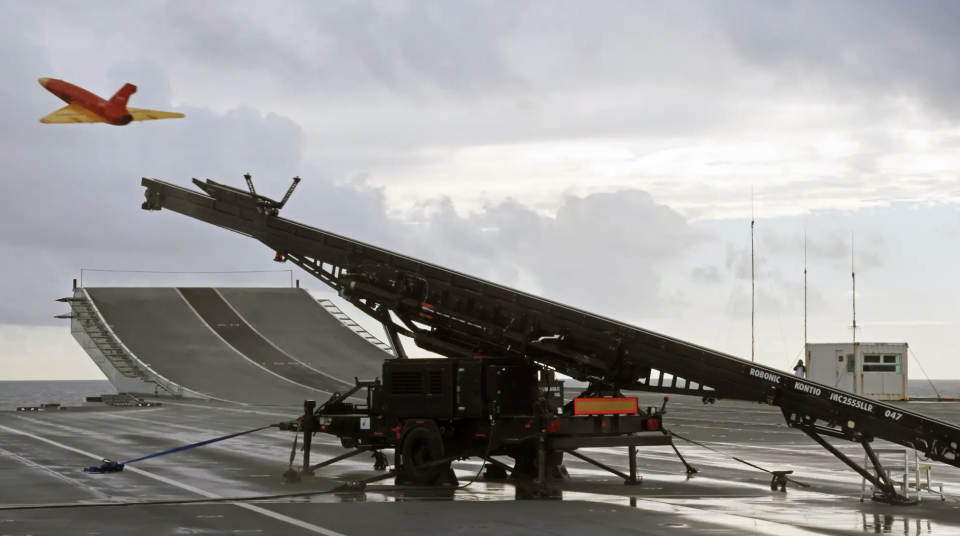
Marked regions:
[142,175,959,503]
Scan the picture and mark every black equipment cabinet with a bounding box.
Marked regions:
[381,359,454,419]
[380,357,539,421]
[486,363,538,416]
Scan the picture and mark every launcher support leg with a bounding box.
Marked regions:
[536,429,547,485]
[481,456,553,500]
[798,426,914,505]
[566,450,634,482]
[394,444,402,476]
[301,400,317,476]
[480,456,518,479]
[372,450,388,471]
[382,321,408,359]
[301,433,313,476]
[307,448,369,473]
[862,440,895,490]
[625,445,641,486]
[669,440,698,474]
[375,306,408,360]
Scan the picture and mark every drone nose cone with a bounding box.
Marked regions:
[38,78,50,87]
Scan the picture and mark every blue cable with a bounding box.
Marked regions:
[82,425,272,474]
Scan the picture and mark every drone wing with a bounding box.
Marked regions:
[40,104,105,124]
[127,107,185,121]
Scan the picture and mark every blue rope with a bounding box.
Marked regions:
[83,425,271,473]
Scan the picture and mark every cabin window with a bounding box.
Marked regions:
[846,355,855,373]
[863,354,901,373]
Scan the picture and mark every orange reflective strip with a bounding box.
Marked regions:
[573,398,638,415]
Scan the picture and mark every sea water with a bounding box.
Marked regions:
[0,380,115,410]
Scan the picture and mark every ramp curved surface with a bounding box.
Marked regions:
[86,288,337,405]
[217,288,388,382]
[177,288,353,394]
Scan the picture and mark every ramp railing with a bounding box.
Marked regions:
[66,296,150,380]
[63,291,185,398]
[317,298,393,354]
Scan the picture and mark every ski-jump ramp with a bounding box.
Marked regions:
[63,287,392,405]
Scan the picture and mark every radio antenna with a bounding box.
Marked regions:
[851,231,857,346]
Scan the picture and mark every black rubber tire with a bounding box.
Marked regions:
[401,425,447,485]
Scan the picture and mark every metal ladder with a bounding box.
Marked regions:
[318,299,393,354]
[860,448,946,502]
[59,295,182,397]
[65,298,151,381]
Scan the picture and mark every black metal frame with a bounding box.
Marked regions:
[140,176,960,488]
[293,427,664,491]
[284,368,683,489]
[787,410,916,504]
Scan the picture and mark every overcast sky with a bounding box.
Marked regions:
[1,0,959,382]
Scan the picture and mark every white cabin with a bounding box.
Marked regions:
[804,342,908,401]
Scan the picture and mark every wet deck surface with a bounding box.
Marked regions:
[1,394,957,535]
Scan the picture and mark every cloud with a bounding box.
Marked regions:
[400,189,707,317]
[691,264,721,283]
[755,227,885,271]
[0,6,400,325]
[0,4,707,328]
[710,0,960,119]
[725,243,748,272]
[13,0,960,224]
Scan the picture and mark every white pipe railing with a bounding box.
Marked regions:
[78,289,194,398]
[317,298,393,354]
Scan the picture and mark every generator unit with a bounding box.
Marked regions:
[380,357,539,419]
[284,356,676,488]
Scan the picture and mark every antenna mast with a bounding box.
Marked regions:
[751,186,755,363]
[851,231,857,394]
[851,232,856,347]
[804,229,807,348]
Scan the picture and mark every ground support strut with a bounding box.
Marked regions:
[564,450,641,485]
[798,425,915,505]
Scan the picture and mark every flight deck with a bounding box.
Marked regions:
[2,393,958,535]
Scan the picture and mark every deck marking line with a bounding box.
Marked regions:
[174,288,333,397]
[0,423,347,536]
[214,289,354,388]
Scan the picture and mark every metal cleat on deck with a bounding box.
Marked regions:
[83,459,125,474]
[770,470,793,491]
